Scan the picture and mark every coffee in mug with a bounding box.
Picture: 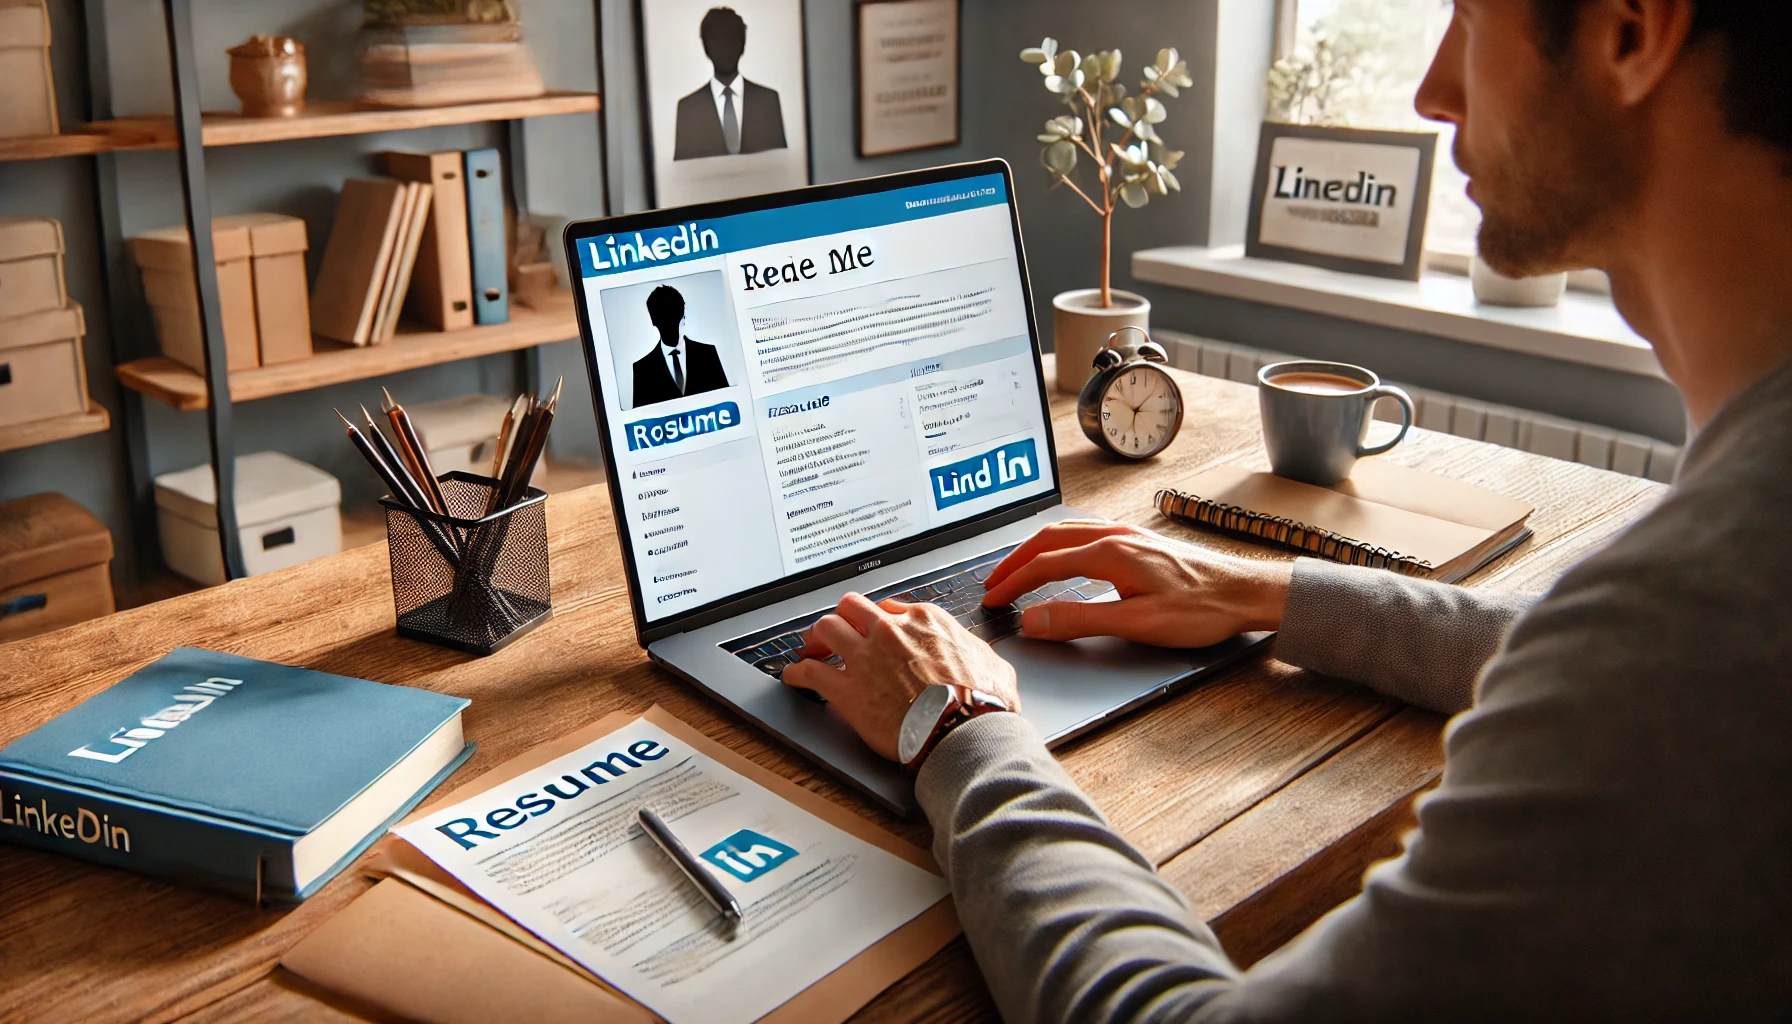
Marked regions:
[1257,360,1415,486]
[1262,371,1370,396]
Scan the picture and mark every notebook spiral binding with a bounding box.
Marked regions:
[1154,487,1436,577]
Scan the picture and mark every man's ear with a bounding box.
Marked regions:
[1579,0,1696,107]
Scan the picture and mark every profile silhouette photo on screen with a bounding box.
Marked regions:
[632,284,730,408]
[673,6,788,160]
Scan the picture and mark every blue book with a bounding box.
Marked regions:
[0,648,472,902]
[465,147,509,325]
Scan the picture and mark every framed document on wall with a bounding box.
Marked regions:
[1245,122,1437,281]
[641,0,812,207]
[855,0,960,157]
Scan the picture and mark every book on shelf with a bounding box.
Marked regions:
[0,647,472,902]
[359,22,543,109]
[311,178,409,345]
[464,148,509,326]
[382,150,475,332]
[370,181,433,344]
[1156,460,1535,583]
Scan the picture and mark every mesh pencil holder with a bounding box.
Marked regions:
[381,471,551,656]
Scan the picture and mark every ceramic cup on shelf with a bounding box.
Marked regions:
[228,35,308,118]
[1052,288,1150,393]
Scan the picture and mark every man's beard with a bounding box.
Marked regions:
[1471,72,1636,278]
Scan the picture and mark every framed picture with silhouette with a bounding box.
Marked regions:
[1245,122,1437,281]
[640,0,812,208]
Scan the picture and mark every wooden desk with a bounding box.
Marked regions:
[0,363,1663,1024]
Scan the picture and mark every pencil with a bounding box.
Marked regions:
[383,385,451,517]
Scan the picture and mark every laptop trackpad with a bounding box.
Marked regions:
[993,633,1201,743]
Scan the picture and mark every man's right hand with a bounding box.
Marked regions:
[980,521,1294,649]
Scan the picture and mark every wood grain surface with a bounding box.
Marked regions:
[113,295,578,411]
[0,363,1663,1023]
[0,401,110,454]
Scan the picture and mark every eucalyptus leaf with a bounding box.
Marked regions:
[1157,80,1180,98]
[1021,47,1048,64]
[1040,37,1058,59]
[1144,97,1167,123]
[1079,53,1103,83]
[1100,49,1122,82]
[1121,182,1150,208]
[1053,50,1078,76]
[1161,167,1181,192]
[1109,107,1131,129]
[1142,65,1159,83]
[1043,139,1077,174]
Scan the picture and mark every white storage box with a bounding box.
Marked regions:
[407,393,540,484]
[154,451,342,585]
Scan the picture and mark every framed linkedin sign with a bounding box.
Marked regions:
[1244,122,1438,280]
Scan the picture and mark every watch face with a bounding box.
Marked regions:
[898,684,955,765]
[1100,366,1182,458]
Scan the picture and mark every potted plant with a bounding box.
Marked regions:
[1022,39,1192,391]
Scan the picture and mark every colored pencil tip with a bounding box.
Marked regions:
[548,376,564,411]
[334,408,354,429]
[359,403,378,426]
[381,385,397,411]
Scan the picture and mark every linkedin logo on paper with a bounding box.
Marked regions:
[700,829,799,882]
[930,439,1040,511]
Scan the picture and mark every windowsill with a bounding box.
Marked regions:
[1131,245,1663,380]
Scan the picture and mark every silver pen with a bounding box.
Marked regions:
[637,807,745,937]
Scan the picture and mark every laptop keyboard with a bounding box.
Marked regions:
[722,545,1118,701]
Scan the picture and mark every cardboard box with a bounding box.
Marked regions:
[0,215,67,320]
[154,452,343,586]
[0,1,58,139]
[0,493,114,644]
[217,213,312,365]
[0,302,87,428]
[131,222,260,372]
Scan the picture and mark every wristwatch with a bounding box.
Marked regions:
[897,683,1012,775]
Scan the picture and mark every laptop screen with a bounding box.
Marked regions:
[571,165,1057,627]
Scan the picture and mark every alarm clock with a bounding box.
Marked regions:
[1076,326,1185,459]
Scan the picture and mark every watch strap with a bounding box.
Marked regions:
[901,685,1010,776]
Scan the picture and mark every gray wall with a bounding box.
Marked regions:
[0,0,1685,595]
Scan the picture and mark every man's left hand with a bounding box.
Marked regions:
[782,593,1020,762]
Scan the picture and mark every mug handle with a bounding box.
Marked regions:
[1357,385,1415,457]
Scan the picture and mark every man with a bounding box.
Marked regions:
[631,284,730,408]
[785,1,1792,1019]
[673,6,788,160]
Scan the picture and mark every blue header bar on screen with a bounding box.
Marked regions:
[576,173,1009,278]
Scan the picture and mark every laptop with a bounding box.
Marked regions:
[565,160,1268,814]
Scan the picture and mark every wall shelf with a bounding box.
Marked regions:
[0,402,111,454]
[114,294,579,410]
[0,92,600,163]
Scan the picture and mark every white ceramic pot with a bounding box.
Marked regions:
[1052,288,1151,393]
[1470,255,1567,308]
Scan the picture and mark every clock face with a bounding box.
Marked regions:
[1100,366,1182,458]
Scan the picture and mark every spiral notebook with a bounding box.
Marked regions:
[1156,460,1534,583]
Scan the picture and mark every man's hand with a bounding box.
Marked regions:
[783,593,1020,762]
[981,520,1293,648]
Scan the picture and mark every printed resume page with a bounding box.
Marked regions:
[577,174,1055,621]
[395,716,948,1024]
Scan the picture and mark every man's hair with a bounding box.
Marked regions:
[1532,1,1792,157]
[700,7,746,50]
[645,285,685,329]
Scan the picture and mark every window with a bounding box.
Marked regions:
[1269,0,1474,259]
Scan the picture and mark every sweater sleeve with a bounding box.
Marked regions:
[1272,559,1535,714]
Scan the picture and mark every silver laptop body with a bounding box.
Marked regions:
[567,160,1267,814]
